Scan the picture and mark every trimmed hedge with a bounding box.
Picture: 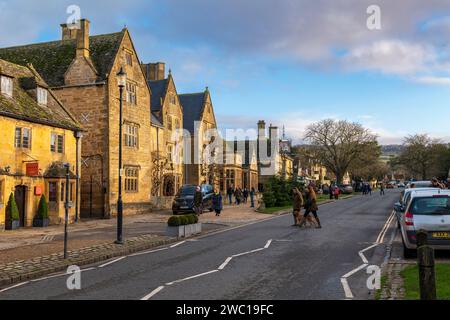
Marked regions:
[168,214,200,227]
[6,193,19,222]
[36,195,49,220]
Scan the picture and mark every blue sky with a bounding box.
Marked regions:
[1,0,450,144]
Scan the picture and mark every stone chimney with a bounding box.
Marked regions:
[76,19,90,58]
[257,120,266,139]
[141,62,166,81]
[60,19,90,58]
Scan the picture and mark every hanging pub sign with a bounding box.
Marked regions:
[34,186,43,196]
[26,162,39,177]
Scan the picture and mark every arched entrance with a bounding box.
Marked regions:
[163,175,175,196]
[14,185,26,227]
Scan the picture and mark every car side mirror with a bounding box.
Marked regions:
[394,202,405,212]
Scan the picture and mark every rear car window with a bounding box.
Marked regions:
[179,186,196,196]
[410,196,450,215]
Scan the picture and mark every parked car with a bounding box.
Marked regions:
[396,189,450,258]
[338,184,354,194]
[172,184,214,215]
[394,187,441,229]
[386,182,396,189]
[406,180,433,189]
[397,182,406,188]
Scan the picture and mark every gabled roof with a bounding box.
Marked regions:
[148,78,169,112]
[0,59,81,131]
[151,112,164,128]
[179,92,206,134]
[0,31,125,87]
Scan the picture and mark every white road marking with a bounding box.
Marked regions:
[264,240,273,249]
[31,273,66,282]
[218,257,233,270]
[166,270,219,286]
[0,282,29,293]
[232,248,265,258]
[341,279,354,299]
[170,241,186,248]
[128,247,169,257]
[342,264,369,279]
[340,209,396,299]
[98,257,127,268]
[141,286,165,300]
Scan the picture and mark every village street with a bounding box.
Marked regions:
[0,191,399,300]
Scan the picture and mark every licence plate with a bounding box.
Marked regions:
[432,232,450,239]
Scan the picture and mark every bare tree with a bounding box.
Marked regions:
[304,119,378,184]
[398,134,450,180]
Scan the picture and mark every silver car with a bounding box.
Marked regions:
[398,189,450,258]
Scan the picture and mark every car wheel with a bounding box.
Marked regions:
[403,239,416,259]
[397,219,401,230]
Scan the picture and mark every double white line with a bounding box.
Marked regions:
[341,210,396,299]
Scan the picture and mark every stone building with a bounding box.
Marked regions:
[0,59,82,229]
[143,62,184,208]
[179,88,219,187]
[0,19,153,219]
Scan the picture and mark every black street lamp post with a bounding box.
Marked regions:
[116,67,127,245]
[64,163,70,259]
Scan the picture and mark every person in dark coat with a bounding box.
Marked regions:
[250,187,256,208]
[227,186,234,205]
[193,186,203,216]
[212,189,223,216]
[243,188,249,204]
[292,187,304,226]
[235,187,243,205]
[300,185,322,229]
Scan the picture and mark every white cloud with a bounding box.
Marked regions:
[414,76,450,86]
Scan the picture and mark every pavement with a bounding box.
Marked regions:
[0,204,270,265]
[0,190,399,300]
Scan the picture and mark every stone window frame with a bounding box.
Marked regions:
[126,80,138,106]
[50,132,65,154]
[0,75,13,97]
[48,181,58,203]
[15,126,32,149]
[124,121,140,149]
[124,166,139,193]
[167,115,173,131]
[124,49,133,67]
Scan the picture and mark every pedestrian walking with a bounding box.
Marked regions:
[368,184,372,196]
[212,189,223,217]
[227,186,234,205]
[193,186,203,216]
[329,184,334,200]
[250,187,256,208]
[235,187,243,205]
[333,186,340,200]
[300,185,322,229]
[243,188,249,204]
[380,183,385,196]
[292,187,304,226]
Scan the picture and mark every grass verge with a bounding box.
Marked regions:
[401,264,450,300]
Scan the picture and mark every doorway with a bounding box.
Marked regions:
[14,185,26,227]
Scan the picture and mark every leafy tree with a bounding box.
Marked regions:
[304,119,378,184]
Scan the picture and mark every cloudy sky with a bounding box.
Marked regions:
[1,0,450,144]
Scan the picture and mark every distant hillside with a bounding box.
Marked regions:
[381,145,404,155]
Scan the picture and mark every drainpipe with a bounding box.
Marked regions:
[74,131,83,223]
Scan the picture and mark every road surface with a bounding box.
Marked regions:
[0,190,399,300]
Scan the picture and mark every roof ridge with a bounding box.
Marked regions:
[179,92,205,96]
[0,31,124,50]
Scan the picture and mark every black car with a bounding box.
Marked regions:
[172,184,214,215]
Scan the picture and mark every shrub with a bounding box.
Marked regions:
[168,216,181,227]
[6,193,19,222]
[36,195,49,220]
[179,215,189,226]
[186,214,196,225]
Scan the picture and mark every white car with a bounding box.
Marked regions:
[397,189,450,258]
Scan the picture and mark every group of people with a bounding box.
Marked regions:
[292,185,322,229]
[226,186,257,208]
[193,186,224,217]
[328,184,341,200]
[431,177,450,190]
[361,183,373,196]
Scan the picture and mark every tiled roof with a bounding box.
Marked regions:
[0,59,80,130]
[148,78,168,112]
[0,31,125,87]
[179,92,205,134]
[151,112,164,128]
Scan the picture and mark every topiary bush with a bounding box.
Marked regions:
[6,193,19,222]
[179,215,189,226]
[168,216,181,227]
[36,195,49,220]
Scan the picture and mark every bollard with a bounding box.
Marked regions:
[417,230,437,300]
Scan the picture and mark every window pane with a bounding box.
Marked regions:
[15,128,21,147]
[57,135,64,153]
[22,128,30,149]
[49,182,58,202]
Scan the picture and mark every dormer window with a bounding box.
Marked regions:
[37,87,48,105]
[1,76,13,97]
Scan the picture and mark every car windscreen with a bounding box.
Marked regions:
[178,186,196,196]
[410,197,450,215]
